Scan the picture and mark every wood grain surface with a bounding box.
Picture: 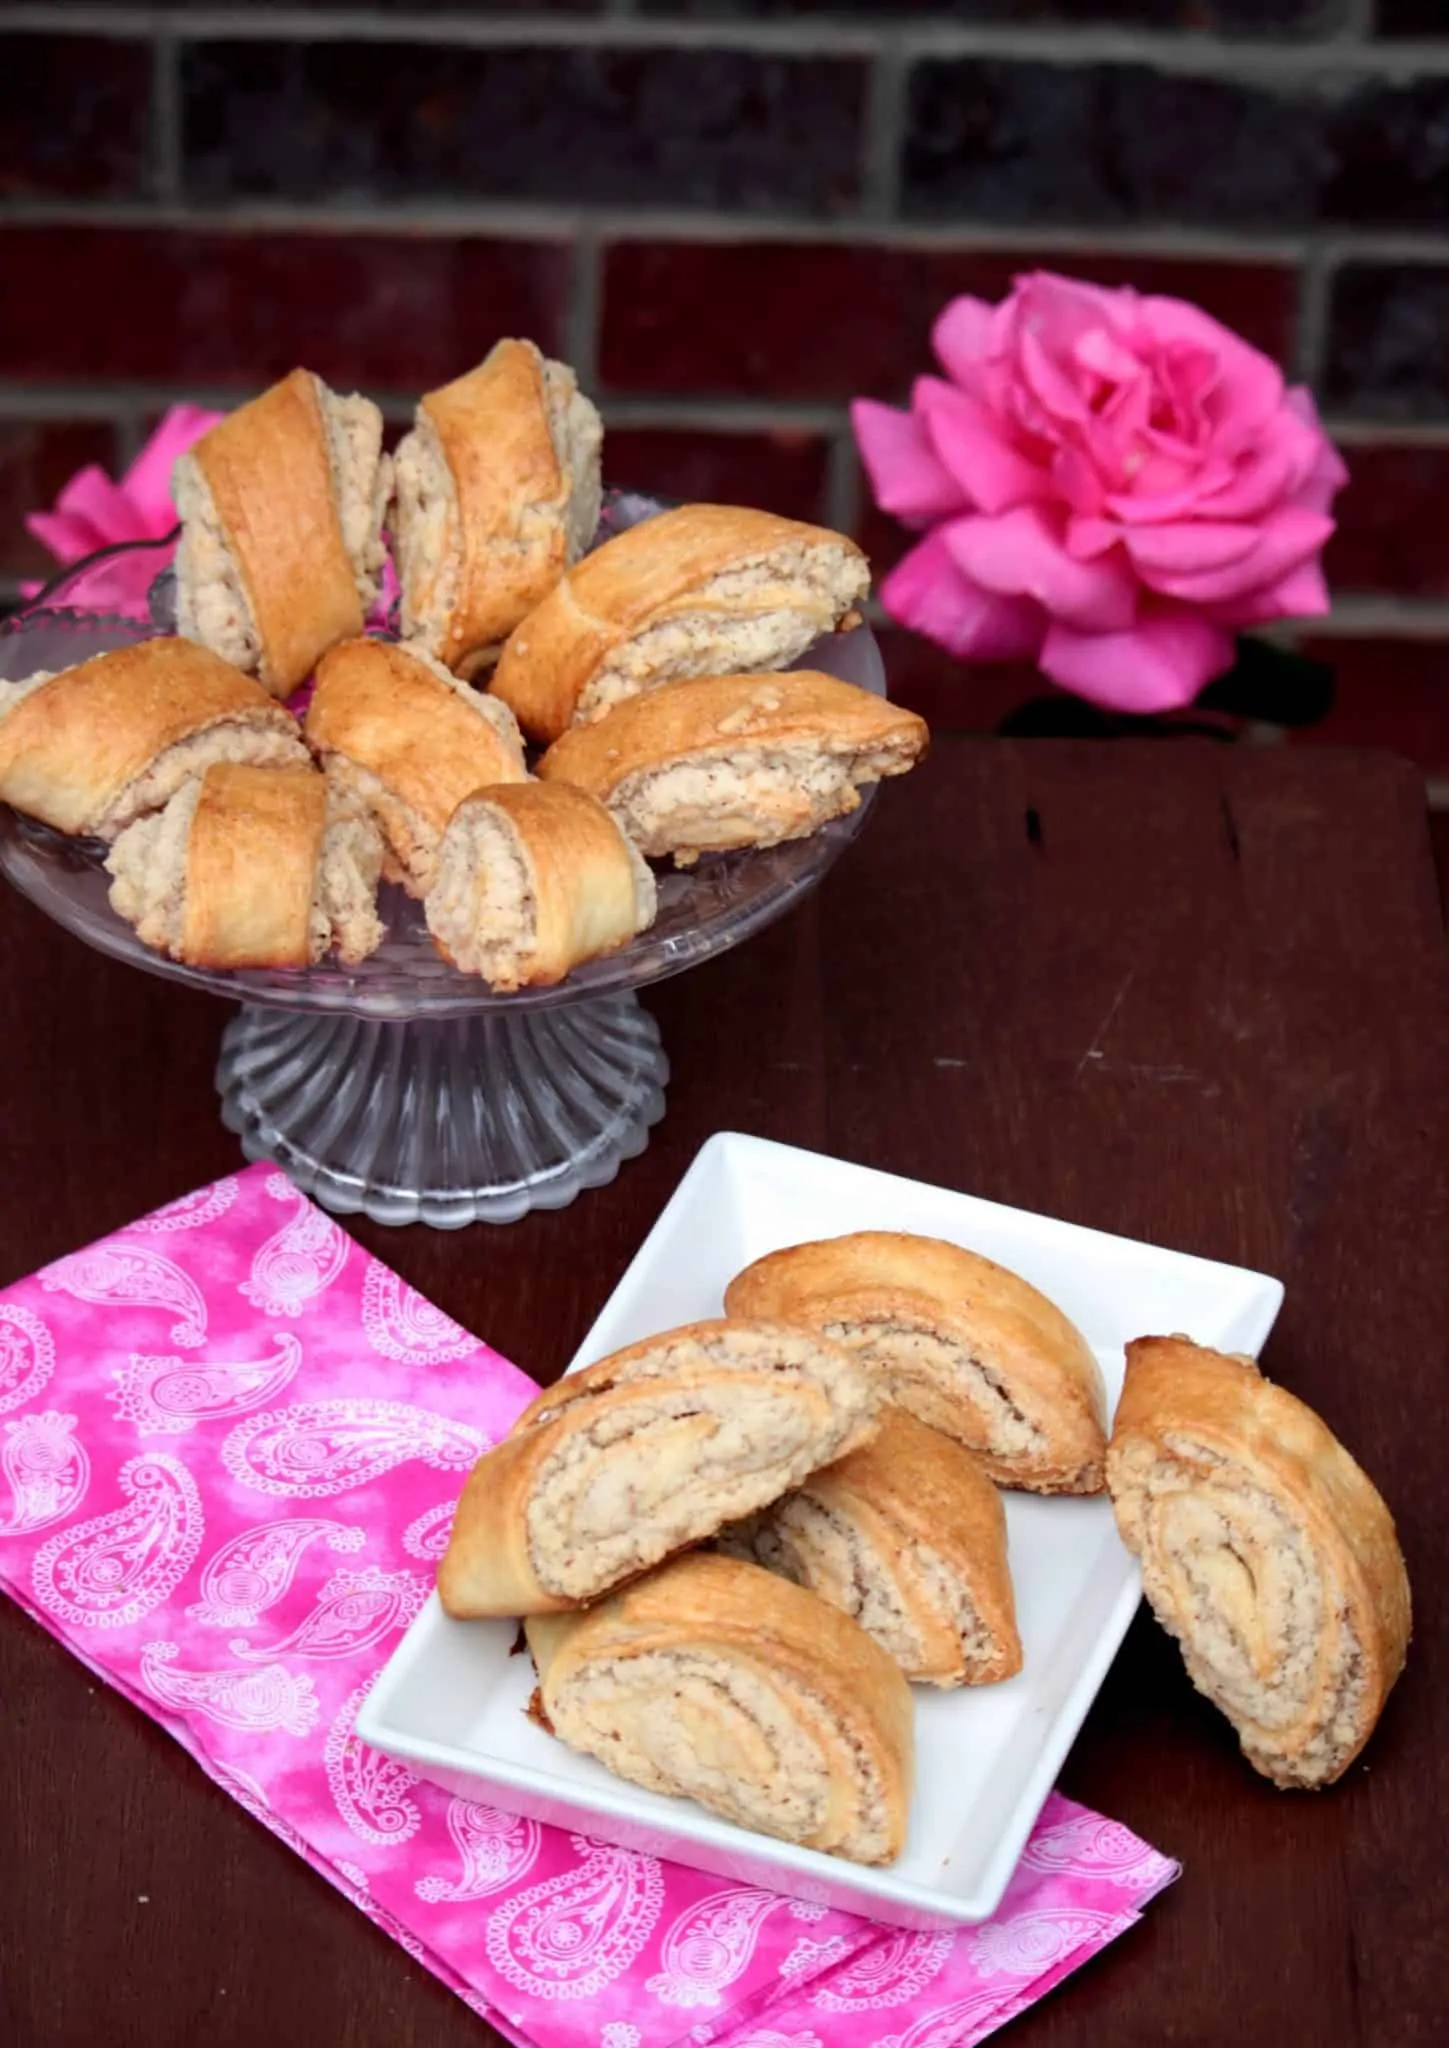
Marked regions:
[1,739,1445,2048]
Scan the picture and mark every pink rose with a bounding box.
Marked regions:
[852,272,1347,713]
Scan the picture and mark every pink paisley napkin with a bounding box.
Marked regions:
[0,1165,1177,2047]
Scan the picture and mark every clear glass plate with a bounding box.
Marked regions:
[0,495,888,1225]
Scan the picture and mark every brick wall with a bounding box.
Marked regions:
[4,2,1449,815]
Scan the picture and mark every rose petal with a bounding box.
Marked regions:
[931,294,998,397]
[945,505,1138,632]
[24,508,111,565]
[915,378,1047,516]
[1135,505,1334,605]
[881,527,1046,661]
[1196,443,1298,522]
[1284,386,1350,489]
[1066,515,1122,560]
[1051,444,1107,517]
[1211,557,1331,627]
[1123,519,1264,578]
[852,398,969,522]
[1136,294,1286,436]
[1040,614,1234,713]
[52,467,153,545]
[1020,327,1091,428]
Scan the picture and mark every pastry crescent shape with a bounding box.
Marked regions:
[436,1318,881,1616]
[488,503,870,744]
[537,669,928,864]
[1107,1335,1411,1788]
[720,1408,1022,1688]
[725,1232,1108,1494]
[526,1551,914,1865]
[0,637,308,840]
[392,338,603,676]
[306,637,526,896]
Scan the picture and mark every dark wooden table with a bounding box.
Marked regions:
[1,739,1445,2048]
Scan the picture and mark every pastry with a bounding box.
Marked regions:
[106,761,385,968]
[488,504,871,744]
[305,636,527,896]
[537,669,929,865]
[526,1551,914,1866]
[173,367,390,696]
[392,338,603,678]
[719,1408,1022,1687]
[424,780,657,990]
[436,1318,881,1616]
[1107,1335,1411,1789]
[0,637,310,841]
[725,1232,1107,1494]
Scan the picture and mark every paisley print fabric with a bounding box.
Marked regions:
[0,1164,1177,2048]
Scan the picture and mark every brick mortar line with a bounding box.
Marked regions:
[149,29,180,205]
[1294,240,1332,390]
[1322,598,1449,635]
[1425,777,1449,811]
[861,44,907,226]
[565,230,602,393]
[14,9,1449,79]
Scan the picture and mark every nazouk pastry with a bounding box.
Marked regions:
[526,1552,914,1866]
[537,670,929,865]
[0,637,310,841]
[488,504,871,744]
[1107,1335,1411,1789]
[392,338,603,678]
[424,781,657,991]
[304,637,527,895]
[106,762,385,969]
[436,1319,881,1616]
[173,367,391,696]
[725,1232,1108,1495]
[719,1408,1022,1688]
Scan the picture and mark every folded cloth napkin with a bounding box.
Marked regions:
[0,1166,1178,2048]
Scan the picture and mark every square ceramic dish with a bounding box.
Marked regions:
[358,1131,1283,1927]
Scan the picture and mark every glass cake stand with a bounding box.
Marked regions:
[0,498,886,1228]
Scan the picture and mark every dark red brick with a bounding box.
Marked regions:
[1324,264,1449,422]
[645,1,1339,25]
[600,241,1296,402]
[1,35,151,199]
[1430,811,1449,927]
[1292,636,1449,772]
[0,227,572,389]
[0,421,121,578]
[1377,2,1449,31]
[874,627,1045,733]
[601,427,830,523]
[1325,443,1449,599]
[1323,78,1449,229]
[903,59,1323,229]
[181,39,865,218]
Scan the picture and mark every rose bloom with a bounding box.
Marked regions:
[853,272,1348,713]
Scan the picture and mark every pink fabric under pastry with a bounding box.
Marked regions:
[0,1164,1178,2047]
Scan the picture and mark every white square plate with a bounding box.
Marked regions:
[359,1132,1283,1927]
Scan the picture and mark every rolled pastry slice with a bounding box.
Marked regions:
[305,637,527,895]
[425,781,656,991]
[526,1552,914,1865]
[537,670,929,866]
[489,503,871,744]
[106,761,385,969]
[173,367,391,696]
[725,1232,1107,1495]
[392,338,603,679]
[0,637,310,840]
[1107,1335,1411,1789]
[437,1318,881,1616]
[719,1409,1022,1688]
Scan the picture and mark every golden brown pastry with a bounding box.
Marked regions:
[720,1408,1021,1688]
[392,338,603,679]
[488,504,871,744]
[1107,1335,1411,1789]
[0,637,309,841]
[173,367,390,696]
[105,761,385,969]
[304,636,527,895]
[537,670,929,865]
[424,780,657,991]
[436,1319,881,1617]
[725,1232,1107,1495]
[526,1552,914,1866]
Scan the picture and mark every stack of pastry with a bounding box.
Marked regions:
[0,340,928,988]
[437,1230,1410,1866]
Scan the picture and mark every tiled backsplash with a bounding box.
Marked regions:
[3,3,1448,801]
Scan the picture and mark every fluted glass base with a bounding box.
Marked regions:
[216,996,669,1229]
